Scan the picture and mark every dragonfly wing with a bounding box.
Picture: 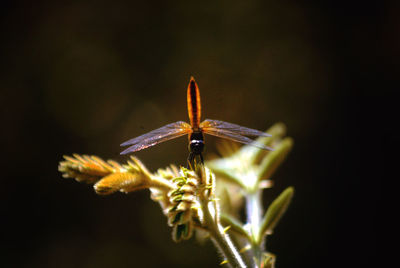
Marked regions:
[200,119,271,137]
[120,121,192,155]
[201,119,273,150]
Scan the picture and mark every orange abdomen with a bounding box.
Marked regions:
[187,76,201,129]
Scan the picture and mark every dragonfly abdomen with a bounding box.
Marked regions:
[187,77,201,129]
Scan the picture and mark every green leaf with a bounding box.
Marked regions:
[243,122,287,165]
[257,137,293,182]
[258,187,294,243]
[206,159,246,189]
[172,222,193,242]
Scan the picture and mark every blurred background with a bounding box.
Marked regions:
[1,0,388,267]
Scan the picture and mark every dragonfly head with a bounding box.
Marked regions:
[189,131,204,155]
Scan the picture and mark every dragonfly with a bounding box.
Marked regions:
[121,77,273,167]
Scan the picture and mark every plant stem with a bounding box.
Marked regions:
[246,190,264,267]
[202,199,246,268]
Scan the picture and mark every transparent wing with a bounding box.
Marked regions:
[200,119,273,150]
[201,119,271,137]
[120,121,192,155]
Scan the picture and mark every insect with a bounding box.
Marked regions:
[121,77,272,167]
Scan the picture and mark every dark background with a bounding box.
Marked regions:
[1,1,388,267]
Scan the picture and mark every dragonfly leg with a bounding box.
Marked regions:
[187,152,195,169]
[199,153,204,165]
[187,153,204,170]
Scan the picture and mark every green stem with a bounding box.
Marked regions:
[202,199,246,268]
[246,190,264,267]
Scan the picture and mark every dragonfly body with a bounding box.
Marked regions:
[188,131,205,165]
[187,78,201,130]
[121,77,272,168]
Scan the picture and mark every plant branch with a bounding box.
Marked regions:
[245,190,264,267]
[201,198,246,268]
